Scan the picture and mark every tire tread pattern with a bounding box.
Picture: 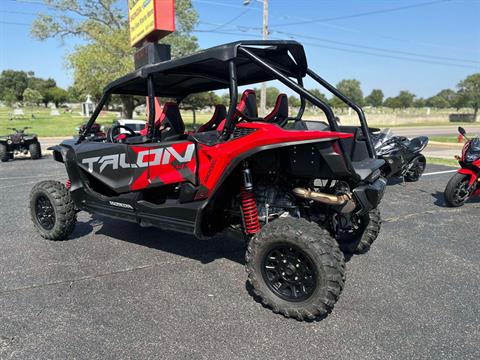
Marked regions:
[30,180,76,240]
[29,142,42,159]
[245,217,345,321]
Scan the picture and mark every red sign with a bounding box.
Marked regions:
[128,0,175,47]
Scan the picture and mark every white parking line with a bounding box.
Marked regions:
[423,170,458,176]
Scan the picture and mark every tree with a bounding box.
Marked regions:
[288,95,301,108]
[28,76,57,107]
[457,73,480,119]
[364,89,384,107]
[413,98,426,108]
[182,91,219,124]
[307,89,328,104]
[2,89,17,106]
[330,79,363,108]
[23,88,43,107]
[426,89,457,108]
[396,91,415,108]
[383,97,399,109]
[48,86,69,107]
[32,0,199,118]
[67,85,84,103]
[0,70,30,101]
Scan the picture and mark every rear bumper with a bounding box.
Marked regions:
[353,177,387,215]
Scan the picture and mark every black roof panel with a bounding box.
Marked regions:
[105,40,307,97]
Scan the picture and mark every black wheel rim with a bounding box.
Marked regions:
[261,244,317,302]
[454,178,470,204]
[407,159,425,179]
[35,195,56,230]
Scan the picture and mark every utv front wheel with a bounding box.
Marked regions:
[30,180,76,240]
[246,218,345,321]
[0,144,9,162]
[337,209,381,254]
[29,142,42,159]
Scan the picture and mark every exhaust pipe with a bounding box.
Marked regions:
[292,188,357,213]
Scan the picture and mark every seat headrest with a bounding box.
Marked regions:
[264,93,288,123]
[162,102,185,135]
[237,89,258,118]
[139,102,184,137]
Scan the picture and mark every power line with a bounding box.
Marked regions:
[209,7,251,32]
[270,0,453,27]
[198,21,480,65]
[192,28,479,69]
[271,29,480,65]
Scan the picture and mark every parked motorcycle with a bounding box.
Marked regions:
[373,128,429,182]
[444,127,480,207]
[0,127,42,162]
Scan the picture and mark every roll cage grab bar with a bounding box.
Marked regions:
[78,45,375,158]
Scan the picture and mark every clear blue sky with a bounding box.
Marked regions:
[1,0,479,98]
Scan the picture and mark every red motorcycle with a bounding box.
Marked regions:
[444,127,480,207]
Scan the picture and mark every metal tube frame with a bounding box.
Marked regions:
[223,60,239,139]
[306,68,375,158]
[76,92,109,144]
[237,46,339,132]
[147,74,156,141]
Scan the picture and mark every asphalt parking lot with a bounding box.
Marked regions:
[0,157,479,360]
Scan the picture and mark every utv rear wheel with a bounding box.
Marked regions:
[29,142,41,159]
[246,217,345,321]
[444,173,470,207]
[30,180,76,240]
[0,144,8,162]
[338,209,381,254]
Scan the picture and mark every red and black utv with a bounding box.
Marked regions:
[30,41,386,321]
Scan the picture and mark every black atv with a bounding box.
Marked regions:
[30,41,386,321]
[0,127,42,162]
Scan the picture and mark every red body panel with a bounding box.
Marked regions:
[457,168,478,186]
[127,122,353,196]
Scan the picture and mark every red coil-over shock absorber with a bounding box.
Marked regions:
[65,179,71,190]
[240,164,260,235]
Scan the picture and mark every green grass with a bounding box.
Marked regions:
[426,157,459,167]
[1,105,477,137]
[0,107,212,137]
[429,136,462,143]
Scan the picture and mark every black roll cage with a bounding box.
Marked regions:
[78,42,375,158]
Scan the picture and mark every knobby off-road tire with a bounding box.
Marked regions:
[339,209,382,254]
[29,142,42,160]
[246,217,345,321]
[0,144,9,162]
[30,180,76,240]
[444,173,471,207]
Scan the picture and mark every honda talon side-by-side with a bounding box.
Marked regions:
[30,41,386,321]
[0,127,42,162]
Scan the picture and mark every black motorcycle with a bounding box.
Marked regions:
[373,129,429,182]
[0,127,42,162]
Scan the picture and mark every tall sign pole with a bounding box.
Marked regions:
[260,0,268,115]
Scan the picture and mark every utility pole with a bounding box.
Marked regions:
[260,0,268,115]
[243,0,268,115]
